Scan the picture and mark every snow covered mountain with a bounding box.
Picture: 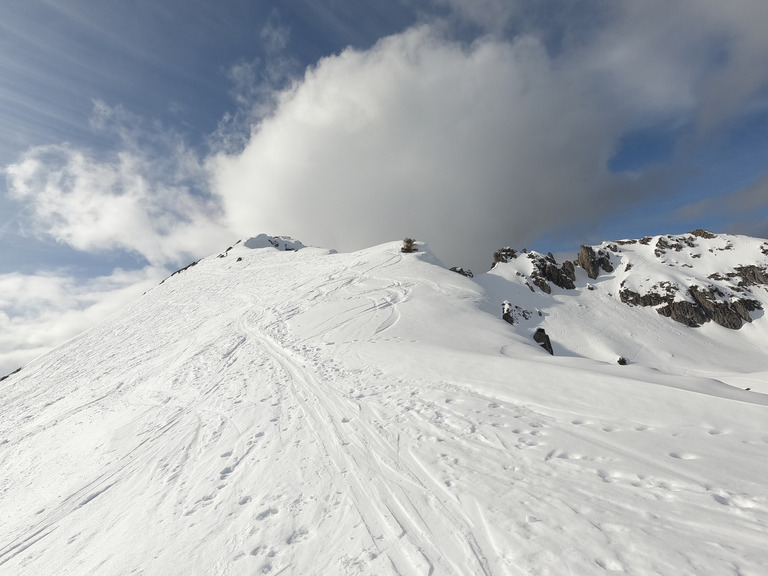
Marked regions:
[478,229,768,388]
[1,232,767,576]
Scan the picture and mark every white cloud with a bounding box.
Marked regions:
[5,102,230,267]
[208,2,768,271]
[0,266,165,376]
[208,26,639,271]
[575,0,768,131]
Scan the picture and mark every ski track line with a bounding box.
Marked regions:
[247,322,502,575]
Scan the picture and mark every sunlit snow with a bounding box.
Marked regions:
[1,235,766,575]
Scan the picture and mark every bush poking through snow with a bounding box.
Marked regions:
[401,238,417,253]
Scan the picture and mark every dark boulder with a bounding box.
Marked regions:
[502,301,514,325]
[533,328,554,355]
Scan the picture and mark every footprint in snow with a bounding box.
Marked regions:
[256,507,278,520]
[668,452,698,460]
[286,528,309,544]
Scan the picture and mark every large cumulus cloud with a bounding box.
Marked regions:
[208,0,768,271]
[209,27,632,271]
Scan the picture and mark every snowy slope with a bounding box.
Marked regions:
[477,232,768,393]
[1,235,767,576]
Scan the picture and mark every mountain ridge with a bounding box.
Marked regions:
[1,231,766,575]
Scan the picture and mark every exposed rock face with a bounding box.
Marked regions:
[529,254,576,293]
[533,328,553,355]
[655,236,687,257]
[621,284,762,329]
[491,231,766,332]
[576,245,614,279]
[491,247,576,292]
[450,267,474,278]
[734,265,768,286]
[689,228,716,239]
[655,299,709,328]
[492,247,518,268]
[619,283,676,307]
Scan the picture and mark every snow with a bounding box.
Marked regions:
[1,235,767,575]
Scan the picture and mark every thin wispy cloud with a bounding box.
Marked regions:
[5,101,229,267]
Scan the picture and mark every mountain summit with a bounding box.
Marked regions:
[1,233,767,575]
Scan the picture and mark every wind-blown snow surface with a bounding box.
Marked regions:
[1,236,767,575]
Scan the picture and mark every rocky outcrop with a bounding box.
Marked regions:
[490,232,766,332]
[654,236,691,257]
[621,283,762,329]
[576,245,614,279]
[655,299,709,328]
[619,282,676,307]
[533,328,553,355]
[689,229,716,239]
[450,267,473,278]
[492,247,518,268]
[491,246,576,292]
[502,301,514,325]
[529,254,576,293]
[734,265,768,286]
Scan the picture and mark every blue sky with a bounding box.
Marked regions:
[2,0,768,374]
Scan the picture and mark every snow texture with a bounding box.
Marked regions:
[1,234,767,575]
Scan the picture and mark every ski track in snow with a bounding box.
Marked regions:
[0,239,767,575]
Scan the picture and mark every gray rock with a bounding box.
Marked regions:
[734,265,768,286]
[528,253,576,292]
[623,283,762,329]
[450,267,473,278]
[576,245,614,279]
[533,328,553,355]
[689,229,716,239]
